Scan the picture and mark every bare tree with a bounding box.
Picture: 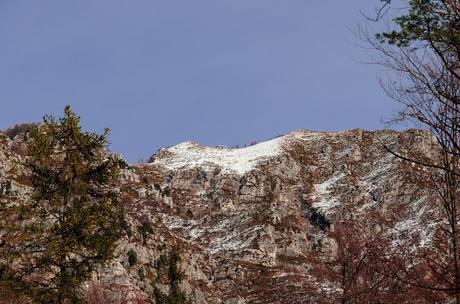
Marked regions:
[362,0,460,302]
[310,209,426,304]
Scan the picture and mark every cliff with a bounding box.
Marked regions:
[0,129,439,303]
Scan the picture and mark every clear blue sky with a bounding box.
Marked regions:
[0,0,394,162]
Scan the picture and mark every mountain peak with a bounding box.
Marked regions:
[151,135,285,175]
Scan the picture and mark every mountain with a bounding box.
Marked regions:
[0,129,440,303]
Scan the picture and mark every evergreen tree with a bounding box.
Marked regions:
[377,0,460,51]
[0,106,126,303]
[154,249,192,304]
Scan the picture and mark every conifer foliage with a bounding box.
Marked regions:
[0,106,126,303]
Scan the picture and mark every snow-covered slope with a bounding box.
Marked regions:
[151,137,284,175]
[150,130,351,175]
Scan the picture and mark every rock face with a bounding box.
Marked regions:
[0,129,439,303]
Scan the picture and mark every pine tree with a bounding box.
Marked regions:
[0,106,126,303]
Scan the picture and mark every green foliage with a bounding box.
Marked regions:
[3,180,11,194]
[153,183,171,198]
[0,106,125,303]
[377,0,460,48]
[161,187,171,198]
[0,180,12,197]
[139,221,154,245]
[138,267,145,281]
[128,249,138,267]
[153,249,192,304]
[156,254,169,270]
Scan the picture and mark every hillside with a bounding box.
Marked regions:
[0,129,440,303]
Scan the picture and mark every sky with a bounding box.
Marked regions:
[0,0,397,162]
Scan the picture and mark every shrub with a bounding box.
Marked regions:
[153,249,192,304]
[139,221,153,245]
[138,267,145,281]
[0,180,12,197]
[128,249,138,267]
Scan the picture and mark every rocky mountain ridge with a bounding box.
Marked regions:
[0,128,439,303]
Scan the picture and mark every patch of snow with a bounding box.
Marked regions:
[311,173,345,215]
[162,215,197,229]
[161,215,206,241]
[272,272,296,278]
[208,218,232,233]
[152,137,285,175]
[189,227,204,241]
[363,154,395,185]
[209,225,264,255]
[289,130,329,141]
[389,197,435,249]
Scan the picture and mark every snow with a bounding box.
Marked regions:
[390,197,436,249]
[152,136,285,175]
[209,225,264,255]
[272,272,296,278]
[311,173,345,215]
[161,215,205,241]
[161,211,263,254]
